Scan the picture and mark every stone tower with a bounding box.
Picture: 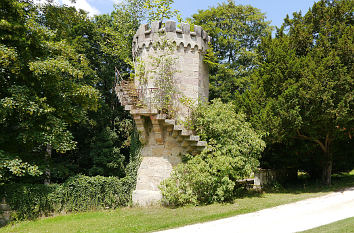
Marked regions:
[132,20,210,120]
[115,21,210,205]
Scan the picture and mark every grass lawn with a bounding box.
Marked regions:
[301,217,354,233]
[1,171,353,233]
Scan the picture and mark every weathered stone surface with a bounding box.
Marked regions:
[129,21,209,206]
[194,25,202,37]
[151,21,161,33]
[165,21,176,32]
[0,200,11,226]
[132,190,162,206]
[181,23,190,34]
[134,122,184,197]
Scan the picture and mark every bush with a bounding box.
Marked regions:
[160,99,265,206]
[57,175,131,212]
[0,175,131,221]
[0,184,58,220]
[0,127,142,221]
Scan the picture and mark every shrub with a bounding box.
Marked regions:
[56,175,131,212]
[0,175,131,221]
[160,99,265,206]
[0,127,142,221]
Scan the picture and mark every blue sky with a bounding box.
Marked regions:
[172,0,317,27]
[39,0,317,28]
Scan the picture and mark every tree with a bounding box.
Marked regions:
[192,0,272,101]
[240,0,353,185]
[144,0,180,21]
[37,0,146,180]
[0,0,100,183]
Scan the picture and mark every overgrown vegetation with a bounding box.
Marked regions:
[1,128,141,221]
[1,176,129,220]
[1,171,353,233]
[235,0,354,185]
[134,37,180,117]
[0,0,353,226]
[160,100,265,206]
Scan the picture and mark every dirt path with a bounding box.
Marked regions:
[156,187,354,233]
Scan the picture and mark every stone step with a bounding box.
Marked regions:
[0,204,10,211]
[185,135,200,141]
[181,140,190,147]
[164,119,175,125]
[171,130,180,137]
[130,108,158,115]
[173,125,183,131]
[156,114,167,120]
[196,141,207,147]
[180,129,193,136]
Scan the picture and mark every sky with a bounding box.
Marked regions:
[36,0,318,28]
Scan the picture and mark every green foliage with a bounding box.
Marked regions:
[192,0,272,101]
[0,183,59,221]
[237,0,354,184]
[0,0,144,182]
[160,100,265,206]
[0,129,141,221]
[0,0,102,182]
[0,150,42,184]
[88,118,134,177]
[144,0,180,21]
[150,38,179,116]
[133,37,180,117]
[0,175,131,221]
[160,154,238,206]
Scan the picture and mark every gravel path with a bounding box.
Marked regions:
[156,187,354,233]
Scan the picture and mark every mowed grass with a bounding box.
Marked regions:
[1,171,353,233]
[301,217,354,233]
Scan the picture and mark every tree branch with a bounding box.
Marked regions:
[296,129,327,152]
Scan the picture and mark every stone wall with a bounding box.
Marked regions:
[0,198,11,227]
[254,168,298,187]
[132,116,187,206]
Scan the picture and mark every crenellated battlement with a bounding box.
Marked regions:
[132,20,211,55]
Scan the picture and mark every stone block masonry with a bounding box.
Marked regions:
[132,20,210,121]
[0,198,11,226]
[115,20,209,206]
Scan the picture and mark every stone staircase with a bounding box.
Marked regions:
[115,80,207,154]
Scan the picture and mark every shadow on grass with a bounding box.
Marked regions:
[262,171,354,195]
[163,171,354,209]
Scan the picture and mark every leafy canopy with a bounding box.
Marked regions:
[192,0,272,101]
[237,0,353,184]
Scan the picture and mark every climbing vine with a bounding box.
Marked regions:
[150,36,180,116]
[133,34,181,117]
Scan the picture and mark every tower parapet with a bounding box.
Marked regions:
[132,21,211,56]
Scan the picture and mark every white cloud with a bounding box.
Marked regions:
[34,0,60,6]
[61,0,100,16]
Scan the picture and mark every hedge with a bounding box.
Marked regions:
[0,175,132,221]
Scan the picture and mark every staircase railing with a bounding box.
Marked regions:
[114,67,181,117]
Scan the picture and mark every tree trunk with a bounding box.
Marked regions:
[322,158,332,185]
[296,131,333,185]
[44,144,52,185]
